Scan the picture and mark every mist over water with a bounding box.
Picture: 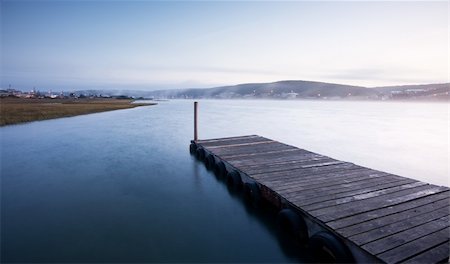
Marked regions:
[195,100,449,187]
[1,99,448,262]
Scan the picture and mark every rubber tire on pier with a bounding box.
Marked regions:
[205,154,215,170]
[213,161,227,178]
[189,143,197,155]
[244,182,262,207]
[277,208,308,245]
[309,231,354,263]
[196,147,206,161]
[227,170,243,190]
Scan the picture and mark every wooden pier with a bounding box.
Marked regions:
[190,135,450,263]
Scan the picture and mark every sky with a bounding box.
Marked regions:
[1,1,448,91]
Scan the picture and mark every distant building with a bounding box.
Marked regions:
[282,90,298,99]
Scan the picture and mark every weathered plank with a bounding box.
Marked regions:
[284,172,403,199]
[198,135,270,147]
[254,163,361,183]
[376,227,450,263]
[354,208,449,247]
[300,181,427,212]
[336,197,450,237]
[360,214,449,254]
[196,135,259,144]
[206,140,276,149]
[225,149,316,165]
[210,141,293,156]
[402,242,450,264]
[262,171,371,197]
[263,171,385,200]
[311,185,448,222]
[242,157,340,175]
[287,177,414,205]
[327,191,450,229]
[208,142,294,157]
[264,167,374,190]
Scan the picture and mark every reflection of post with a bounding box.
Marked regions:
[194,101,198,141]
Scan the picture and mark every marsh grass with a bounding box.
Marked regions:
[0,98,153,126]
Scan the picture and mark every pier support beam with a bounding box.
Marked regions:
[194,101,198,141]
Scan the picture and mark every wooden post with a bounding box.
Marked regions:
[194,101,198,141]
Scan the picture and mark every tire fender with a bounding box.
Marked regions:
[309,231,354,263]
[244,182,262,206]
[277,208,309,245]
[205,154,215,170]
[226,170,243,189]
[195,148,205,161]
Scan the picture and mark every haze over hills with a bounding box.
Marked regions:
[18,80,446,101]
[82,80,448,101]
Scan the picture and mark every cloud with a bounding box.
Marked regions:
[318,67,448,87]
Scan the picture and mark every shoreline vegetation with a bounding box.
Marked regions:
[0,98,155,126]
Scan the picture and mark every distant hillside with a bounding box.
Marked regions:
[146,80,449,100]
[74,80,449,101]
[148,80,376,99]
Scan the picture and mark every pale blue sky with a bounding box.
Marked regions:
[1,1,448,91]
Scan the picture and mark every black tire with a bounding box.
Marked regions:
[196,148,205,161]
[213,161,227,178]
[244,182,262,207]
[277,209,308,245]
[189,143,197,155]
[226,170,243,190]
[205,154,215,170]
[309,231,354,263]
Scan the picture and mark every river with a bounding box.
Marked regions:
[1,99,448,262]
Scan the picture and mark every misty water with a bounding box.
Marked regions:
[1,99,448,262]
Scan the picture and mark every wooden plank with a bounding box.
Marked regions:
[402,242,450,264]
[336,197,450,237]
[262,166,371,190]
[275,171,391,198]
[242,157,340,175]
[355,208,449,246]
[206,140,275,149]
[376,226,450,263]
[199,136,270,147]
[300,181,427,212]
[210,143,297,160]
[311,185,448,222]
[196,135,259,144]
[360,214,449,254]
[287,177,414,205]
[226,150,319,166]
[208,141,294,156]
[327,191,450,229]
[284,173,404,200]
[254,162,361,183]
[286,178,416,208]
[224,148,314,161]
[264,170,368,191]
[265,170,382,200]
[223,150,312,164]
[263,172,372,198]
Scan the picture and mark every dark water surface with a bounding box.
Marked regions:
[1,101,310,263]
[1,100,448,262]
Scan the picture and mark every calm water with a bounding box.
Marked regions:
[1,100,448,262]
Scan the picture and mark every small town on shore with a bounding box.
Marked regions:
[0,87,140,100]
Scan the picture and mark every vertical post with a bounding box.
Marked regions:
[194,101,198,141]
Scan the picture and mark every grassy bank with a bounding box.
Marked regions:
[0,98,155,126]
